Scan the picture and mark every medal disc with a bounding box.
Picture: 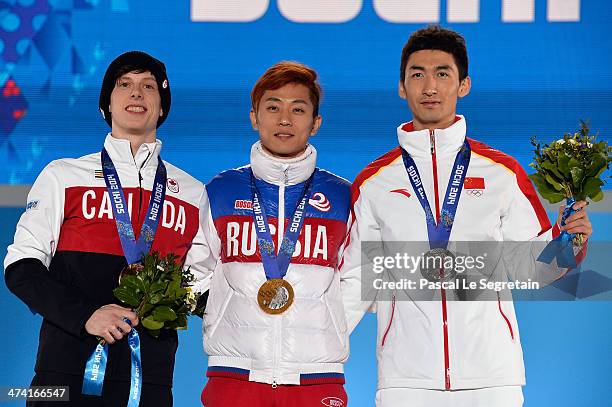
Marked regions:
[257,279,294,314]
[420,248,457,282]
[119,263,144,284]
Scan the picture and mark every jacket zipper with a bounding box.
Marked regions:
[430,130,451,390]
[381,295,396,347]
[497,293,515,340]
[134,151,151,228]
[277,171,287,254]
[272,316,280,388]
[137,172,143,225]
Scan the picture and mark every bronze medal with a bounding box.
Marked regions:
[257,279,294,314]
[119,263,144,284]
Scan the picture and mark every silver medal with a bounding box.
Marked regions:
[420,248,457,282]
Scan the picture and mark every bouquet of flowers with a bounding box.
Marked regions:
[113,252,204,338]
[529,121,611,245]
[529,121,610,204]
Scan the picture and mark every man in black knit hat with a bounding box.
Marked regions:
[4,51,213,406]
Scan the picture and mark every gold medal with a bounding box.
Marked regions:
[257,279,294,314]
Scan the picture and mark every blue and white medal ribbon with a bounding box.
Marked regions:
[82,148,167,401]
[82,319,142,406]
[82,341,108,396]
[250,169,314,281]
[537,197,578,269]
[251,169,314,313]
[100,147,167,264]
[401,140,471,281]
[126,321,142,407]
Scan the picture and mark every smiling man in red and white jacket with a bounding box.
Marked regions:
[340,26,592,407]
[4,51,213,406]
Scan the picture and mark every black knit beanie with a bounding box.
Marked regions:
[99,51,171,128]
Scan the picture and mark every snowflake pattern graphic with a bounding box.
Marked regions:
[440,209,454,231]
[258,239,275,256]
[280,237,296,257]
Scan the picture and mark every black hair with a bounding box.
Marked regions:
[400,25,468,82]
[113,65,147,84]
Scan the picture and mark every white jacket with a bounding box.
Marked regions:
[202,143,351,386]
[340,117,579,391]
[3,134,214,385]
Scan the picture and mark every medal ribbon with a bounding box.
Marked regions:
[126,322,142,407]
[401,140,471,249]
[82,318,142,406]
[82,341,108,395]
[100,147,167,264]
[250,169,314,280]
[83,149,166,400]
[537,197,578,268]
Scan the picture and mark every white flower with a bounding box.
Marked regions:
[554,138,578,146]
[186,287,198,312]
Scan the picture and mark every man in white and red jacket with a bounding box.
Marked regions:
[200,62,351,406]
[4,51,213,406]
[340,26,592,407]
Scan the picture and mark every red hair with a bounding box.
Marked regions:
[251,61,322,117]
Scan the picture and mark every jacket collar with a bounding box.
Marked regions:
[397,115,466,159]
[250,141,317,186]
[103,133,162,170]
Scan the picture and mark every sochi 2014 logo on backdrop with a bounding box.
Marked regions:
[191,0,580,23]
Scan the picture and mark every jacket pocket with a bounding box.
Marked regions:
[206,289,234,339]
[381,295,396,347]
[324,294,347,345]
[497,293,514,341]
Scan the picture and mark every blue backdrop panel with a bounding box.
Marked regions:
[1,0,612,406]
[0,0,610,185]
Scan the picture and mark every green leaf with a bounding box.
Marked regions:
[528,173,547,190]
[171,271,182,283]
[152,305,177,322]
[591,190,604,202]
[557,153,571,178]
[570,167,584,190]
[164,279,186,300]
[539,189,565,204]
[529,173,560,198]
[544,173,564,191]
[120,275,140,291]
[113,287,141,307]
[585,154,608,178]
[136,273,151,291]
[149,294,163,304]
[541,160,564,180]
[583,177,604,199]
[150,281,168,294]
[142,316,164,330]
[568,158,580,172]
[139,302,154,317]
